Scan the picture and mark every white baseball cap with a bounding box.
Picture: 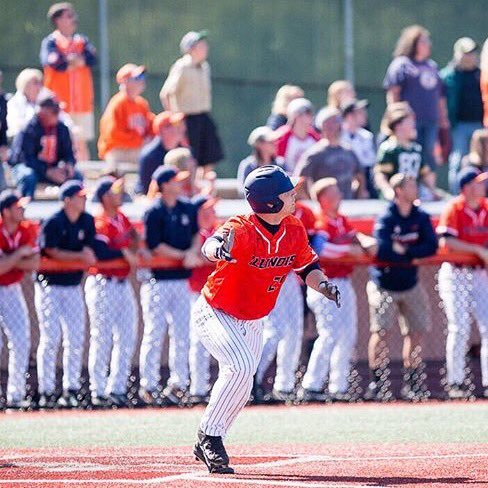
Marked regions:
[286,98,314,123]
[247,126,276,146]
[180,30,208,54]
[315,106,341,130]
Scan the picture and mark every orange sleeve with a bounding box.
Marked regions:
[436,202,459,237]
[294,203,316,233]
[25,222,39,247]
[343,215,357,236]
[292,221,319,272]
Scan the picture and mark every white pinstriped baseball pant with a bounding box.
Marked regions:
[438,263,488,387]
[256,273,304,392]
[35,283,86,394]
[139,279,191,392]
[85,275,137,396]
[193,295,265,437]
[0,283,30,402]
[302,278,357,394]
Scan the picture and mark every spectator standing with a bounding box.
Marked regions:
[0,191,39,409]
[366,174,437,401]
[40,2,97,161]
[98,64,154,173]
[237,126,285,193]
[138,166,200,407]
[295,106,367,199]
[375,102,439,201]
[299,178,374,402]
[341,99,377,198]
[441,37,484,193]
[9,93,81,199]
[266,84,304,130]
[274,98,320,174]
[36,181,96,409]
[160,31,223,174]
[327,80,356,110]
[136,111,186,195]
[383,25,449,171]
[86,177,140,408]
[466,128,488,172]
[437,167,488,399]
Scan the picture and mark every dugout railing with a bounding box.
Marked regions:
[0,249,485,405]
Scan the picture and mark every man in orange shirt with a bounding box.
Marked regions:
[0,191,39,409]
[437,167,488,399]
[98,64,154,173]
[192,165,340,474]
[40,3,97,161]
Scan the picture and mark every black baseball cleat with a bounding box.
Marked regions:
[193,429,234,474]
[109,393,130,408]
[38,393,58,409]
[296,387,328,403]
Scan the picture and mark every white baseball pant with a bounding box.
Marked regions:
[85,275,137,396]
[189,291,211,396]
[139,279,191,392]
[35,283,86,394]
[0,283,30,402]
[193,295,265,437]
[438,263,488,387]
[255,273,304,392]
[302,278,357,394]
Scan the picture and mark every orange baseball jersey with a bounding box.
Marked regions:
[92,211,135,278]
[0,220,38,286]
[98,92,154,159]
[203,214,318,320]
[189,226,217,293]
[43,32,95,114]
[437,195,488,246]
[315,213,357,278]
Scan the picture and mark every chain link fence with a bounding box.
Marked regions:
[0,258,486,409]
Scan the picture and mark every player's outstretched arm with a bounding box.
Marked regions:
[201,228,236,263]
[305,268,341,308]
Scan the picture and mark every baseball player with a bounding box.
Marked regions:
[366,174,438,401]
[0,191,39,409]
[437,167,488,399]
[86,177,140,408]
[299,178,375,402]
[253,201,316,403]
[36,181,96,409]
[139,166,201,406]
[192,165,340,474]
[188,195,219,405]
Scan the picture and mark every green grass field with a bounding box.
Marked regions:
[3,402,488,448]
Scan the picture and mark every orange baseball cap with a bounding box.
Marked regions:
[153,111,185,133]
[116,63,146,84]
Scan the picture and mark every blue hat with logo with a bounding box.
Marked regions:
[0,190,29,213]
[59,180,86,200]
[152,166,190,186]
[457,167,488,190]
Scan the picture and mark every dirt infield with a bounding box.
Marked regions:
[1,443,487,488]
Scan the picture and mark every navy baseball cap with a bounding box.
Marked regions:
[152,166,190,186]
[59,180,86,200]
[94,176,124,202]
[0,190,29,213]
[457,167,488,190]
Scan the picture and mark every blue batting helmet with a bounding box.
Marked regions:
[244,165,295,214]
